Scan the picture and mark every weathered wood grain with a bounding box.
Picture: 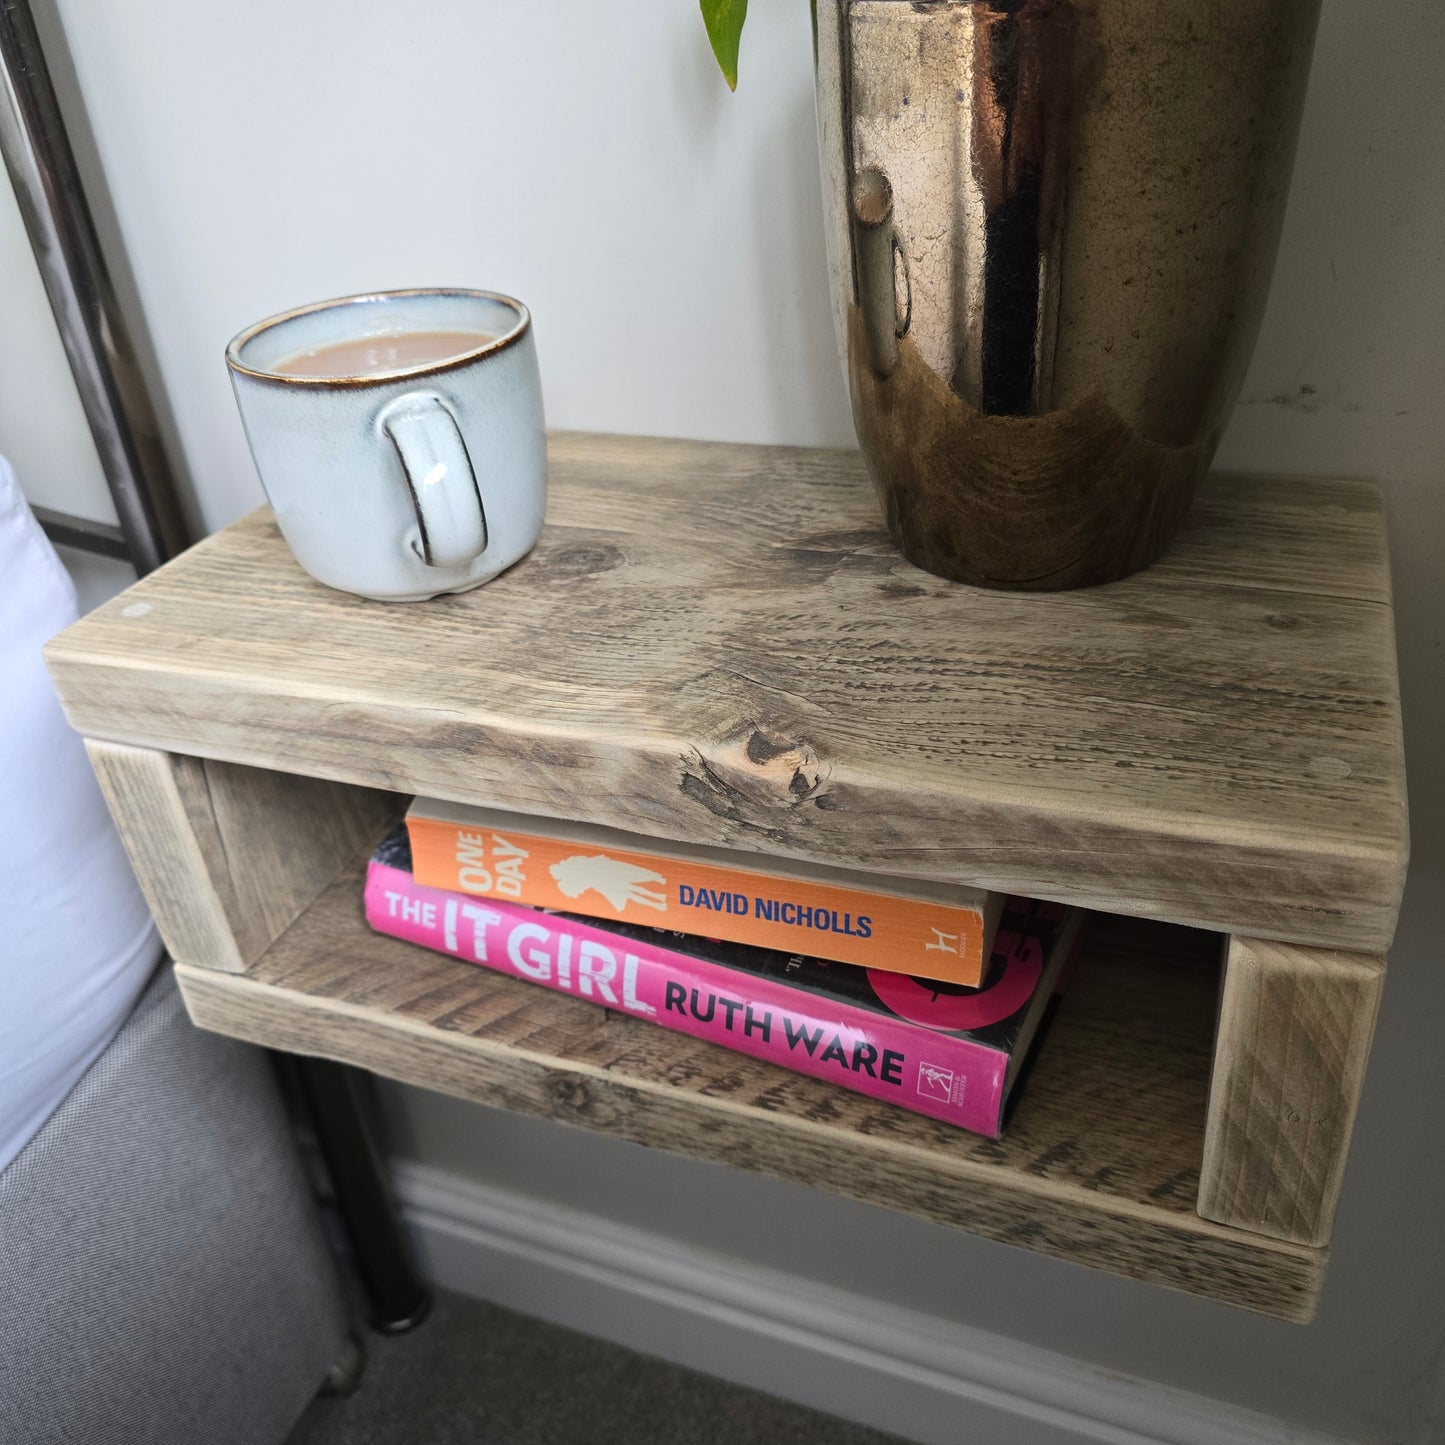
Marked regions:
[86,740,400,972]
[1200,937,1385,1246]
[173,861,1325,1320]
[46,433,1407,952]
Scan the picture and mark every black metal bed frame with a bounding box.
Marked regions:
[0,0,429,1333]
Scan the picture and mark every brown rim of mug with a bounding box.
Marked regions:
[224,287,531,387]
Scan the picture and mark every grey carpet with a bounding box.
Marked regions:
[288,1289,911,1445]
[0,966,349,1445]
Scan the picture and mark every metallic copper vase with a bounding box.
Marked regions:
[815,0,1322,588]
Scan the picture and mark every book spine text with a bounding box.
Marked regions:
[406,815,989,984]
[366,861,1009,1135]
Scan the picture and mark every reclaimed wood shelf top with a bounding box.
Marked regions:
[175,858,1324,1320]
[49,432,1408,953]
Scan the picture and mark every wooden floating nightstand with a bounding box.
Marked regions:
[46,432,1408,1324]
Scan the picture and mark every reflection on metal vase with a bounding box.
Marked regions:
[815,0,1323,588]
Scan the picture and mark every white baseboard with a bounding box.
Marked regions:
[392,1161,1347,1445]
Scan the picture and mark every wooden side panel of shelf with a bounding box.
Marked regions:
[87,739,399,972]
[1200,937,1386,1246]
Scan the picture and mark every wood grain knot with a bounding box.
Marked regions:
[679,724,835,831]
[545,1072,595,1114]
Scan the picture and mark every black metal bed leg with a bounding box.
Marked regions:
[295,1057,433,1334]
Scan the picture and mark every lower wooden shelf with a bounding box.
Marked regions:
[174,857,1326,1322]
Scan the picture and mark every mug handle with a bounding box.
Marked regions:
[379,393,488,569]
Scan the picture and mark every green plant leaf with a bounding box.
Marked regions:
[700,0,748,91]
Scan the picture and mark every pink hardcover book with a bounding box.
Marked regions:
[365,828,1081,1137]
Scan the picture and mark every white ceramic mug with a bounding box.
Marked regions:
[226,288,546,601]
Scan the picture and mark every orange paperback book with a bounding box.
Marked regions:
[405,799,1002,986]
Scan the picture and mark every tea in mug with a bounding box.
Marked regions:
[272,330,495,378]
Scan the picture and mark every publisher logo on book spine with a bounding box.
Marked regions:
[917,1060,965,1108]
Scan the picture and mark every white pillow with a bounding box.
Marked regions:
[0,455,161,1173]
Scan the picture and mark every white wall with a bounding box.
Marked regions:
[12,0,1444,1440]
